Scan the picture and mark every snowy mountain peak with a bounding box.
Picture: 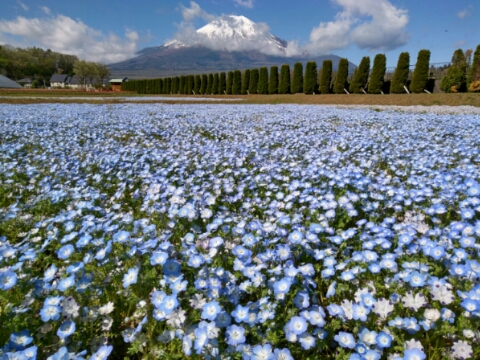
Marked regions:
[163,15,287,53]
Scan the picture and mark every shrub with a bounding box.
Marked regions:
[219,72,226,94]
[194,75,201,95]
[200,74,207,94]
[268,66,279,95]
[249,69,259,94]
[258,67,269,94]
[226,71,234,95]
[333,58,349,94]
[304,61,318,94]
[319,60,332,94]
[469,80,480,92]
[410,50,431,93]
[467,44,480,90]
[179,76,185,94]
[368,54,386,94]
[232,70,242,95]
[440,49,468,93]
[242,69,251,94]
[390,52,410,93]
[291,62,303,94]
[206,74,213,94]
[349,57,370,94]
[212,73,219,95]
[278,64,291,94]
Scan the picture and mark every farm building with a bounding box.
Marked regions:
[0,74,22,89]
[17,78,33,88]
[50,74,70,88]
[109,78,128,92]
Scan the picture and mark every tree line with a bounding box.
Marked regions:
[123,45,480,95]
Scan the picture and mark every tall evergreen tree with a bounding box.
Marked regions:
[249,69,259,94]
[319,60,332,94]
[172,77,178,94]
[206,73,213,94]
[279,64,291,94]
[304,61,318,94]
[200,74,207,94]
[349,56,370,94]
[391,52,410,93]
[226,71,234,94]
[368,54,386,94]
[291,62,303,94]
[187,75,195,94]
[242,69,251,94]
[232,70,242,95]
[268,66,279,94]
[467,44,480,89]
[441,49,468,92]
[212,73,219,95]
[410,50,431,93]
[179,76,185,94]
[333,58,349,94]
[258,67,269,94]
[194,75,201,94]
[219,72,226,94]
[166,78,172,94]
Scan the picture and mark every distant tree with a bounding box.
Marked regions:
[226,71,234,94]
[319,60,332,94]
[179,76,185,94]
[212,73,219,95]
[279,64,291,94]
[200,74,207,94]
[73,60,94,89]
[194,74,201,94]
[92,63,110,88]
[467,44,480,90]
[242,69,251,94]
[303,61,317,94]
[349,56,370,94]
[219,72,226,94]
[292,62,303,94]
[258,67,269,94]
[166,78,172,94]
[157,79,163,94]
[333,58,349,94]
[249,68,259,94]
[232,70,242,95]
[268,66,279,94]
[368,54,386,94]
[410,50,431,93]
[441,49,468,92]
[206,73,213,94]
[390,52,410,93]
[172,77,179,94]
[187,75,194,94]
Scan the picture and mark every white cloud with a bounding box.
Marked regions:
[181,1,215,22]
[40,6,51,15]
[307,0,409,54]
[17,1,29,11]
[457,5,473,18]
[0,15,140,63]
[233,0,254,9]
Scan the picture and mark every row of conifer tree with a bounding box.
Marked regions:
[121,45,480,94]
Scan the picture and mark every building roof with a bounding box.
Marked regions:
[109,78,128,83]
[17,78,32,83]
[0,74,22,88]
[67,76,80,85]
[50,74,69,83]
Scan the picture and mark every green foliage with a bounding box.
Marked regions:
[467,44,480,90]
[226,71,234,95]
[249,69,259,94]
[410,50,431,93]
[242,69,251,94]
[172,77,179,94]
[212,73,219,95]
[258,67,269,94]
[219,72,226,94]
[187,75,194,95]
[232,70,242,95]
[200,74,207,94]
[349,56,370,94]
[390,52,410,93]
[368,54,386,94]
[319,60,332,94]
[179,76,186,95]
[206,73,213,94]
[291,62,303,94]
[333,58,349,94]
[268,66,279,94]
[304,61,318,94]
[166,78,172,94]
[278,64,291,94]
[441,49,468,93]
[194,75,201,94]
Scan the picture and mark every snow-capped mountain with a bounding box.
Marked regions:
[161,15,287,54]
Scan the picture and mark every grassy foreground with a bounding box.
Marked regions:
[1,89,479,106]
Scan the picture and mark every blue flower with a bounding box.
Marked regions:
[57,244,75,260]
[43,264,58,282]
[47,346,69,360]
[194,327,208,354]
[56,320,76,339]
[91,345,113,360]
[232,304,249,323]
[287,316,307,335]
[298,332,316,350]
[251,343,273,360]
[226,325,245,346]
[0,271,18,290]
[201,300,221,321]
[273,278,292,295]
[9,330,33,350]
[406,271,426,287]
[334,331,356,349]
[163,260,181,276]
[404,348,426,360]
[57,275,75,292]
[376,331,392,348]
[158,295,179,315]
[40,305,61,322]
[150,251,168,265]
[273,348,293,360]
[288,230,303,244]
[122,267,139,288]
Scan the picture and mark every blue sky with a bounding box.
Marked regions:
[0,0,477,67]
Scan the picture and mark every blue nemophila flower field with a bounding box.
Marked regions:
[1,104,480,360]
